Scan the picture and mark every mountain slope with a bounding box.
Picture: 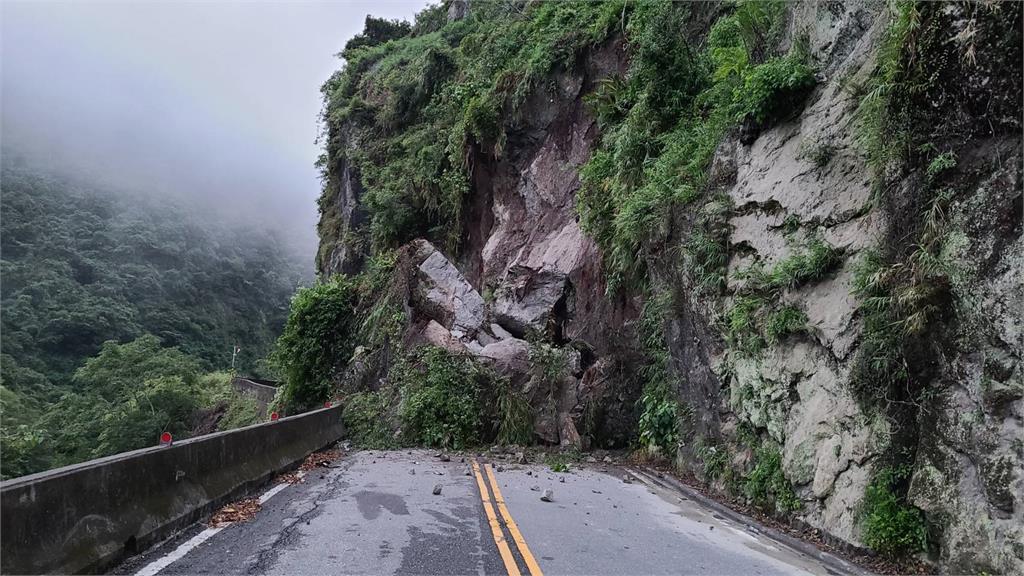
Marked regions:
[308,1,1021,571]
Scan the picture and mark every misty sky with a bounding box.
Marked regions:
[2,0,427,256]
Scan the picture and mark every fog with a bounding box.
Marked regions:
[1,0,426,259]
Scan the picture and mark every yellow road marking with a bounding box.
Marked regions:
[484,463,544,576]
[472,460,521,576]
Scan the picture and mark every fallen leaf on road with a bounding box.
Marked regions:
[299,449,342,471]
[276,472,304,484]
[208,498,261,527]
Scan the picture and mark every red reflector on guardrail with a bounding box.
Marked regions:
[270,412,279,421]
[160,432,173,446]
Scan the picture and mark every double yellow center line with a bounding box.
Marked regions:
[471,459,543,576]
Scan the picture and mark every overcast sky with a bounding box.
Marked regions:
[1,0,426,257]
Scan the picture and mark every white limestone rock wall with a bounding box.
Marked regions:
[706,2,1023,571]
[706,1,888,549]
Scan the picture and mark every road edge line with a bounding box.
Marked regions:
[483,463,544,576]
[471,459,522,576]
[133,471,306,576]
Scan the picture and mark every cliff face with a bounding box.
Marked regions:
[316,1,1022,572]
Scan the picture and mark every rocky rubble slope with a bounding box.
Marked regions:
[314,1,1021,572]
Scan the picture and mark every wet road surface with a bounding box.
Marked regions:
[115,450,861,576]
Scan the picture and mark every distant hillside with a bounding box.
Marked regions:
[0,163,310,477]
[1,165,308,388]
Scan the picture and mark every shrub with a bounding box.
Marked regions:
[850,188,954,403]
[799,140,836,168]
[529,342,569,400]
[342,16,412,56]
[0,420,47,480]
[764,305,808,344]
[73,334,200,400]
[574,1,815,292]
[861,467,927,556]
[495,378,533,446]
[272,278,358,411]
[685,227,729,294]
[758,237,844,292]
[93,375,201,457]
[548,461,570,473]
[544,451,580,473]
[726,295,767,355]
[322,1,628,257]
[397,347,488,449]
[636,293,680,456]
[196,372,263,431]
[637,385,679,455]
[726,299,810,356]
[343,391,396,448]
[852,0,921,171]
[729,54,817,125]
[218,392,262,431]
[924,150,957,182]
[744,446,801,513]
[696,440,730,482]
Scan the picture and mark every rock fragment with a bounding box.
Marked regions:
[433,484,443,495]
[540,489,554,502]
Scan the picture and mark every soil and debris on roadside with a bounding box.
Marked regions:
[275,471,304,484]
[205,449,344,527]
[207,498,261,527]
[299,449,343,471]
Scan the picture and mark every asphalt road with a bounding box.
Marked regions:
[115,450,857,576]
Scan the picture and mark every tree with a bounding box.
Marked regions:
[73,334,200,400]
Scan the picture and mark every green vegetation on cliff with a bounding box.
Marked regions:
[846,0,1021,560]
[318,1,629,262]
[577,0,814,291]
[315,0,817,476]
[311,3,1020,568]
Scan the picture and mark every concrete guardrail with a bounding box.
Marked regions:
[1,405,345,575]
[230,377,279,415]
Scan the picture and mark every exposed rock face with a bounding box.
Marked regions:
[710,2,888,550]
[317,2,1022,572]
[410,240,485,339]
[907,143,1024,573]
[446,0,469,23]
[317,132,368,276]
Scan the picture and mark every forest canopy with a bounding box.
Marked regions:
[0,163,309,478]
